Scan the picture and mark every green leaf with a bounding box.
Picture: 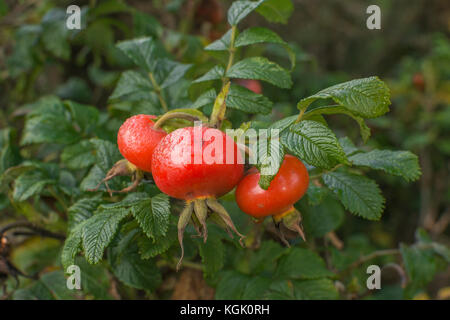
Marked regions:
[256,131,285,189]
[304,105,371,142]
[266,280,295,299]
[226,84,273,114]
[79,138,126,192]
[227,57,292,89]
[305,185,329,206]
[137,226,176,259]
[40,271,78,300]
[81,209,129,264]
[153,58,192,89]
[235,27,296,70]
[13,282,55,300]
[108,230,162,291]
[190,89,217,109]
[280,120,349,169]
[431,243,450,263]
[0,128,21,175]
[215,271,249,299]
[7,25,41,77]
[61,222,85,270]
[250,240,287,274]
[300,196,345,238]
[109,70,155,101]
[330,235,375,270]
[227,0,265,26]
[89,138,122,172]
[165,79,193,110]
[11,237,60,276]
[64,100,99,135]
[116,37,162,73]
[349,150,421,182]
[61,140,96,170]
[131,193,170,240]
[268,115,297,132]
[242,277,272,299]
[74,257,112,299]
[90,0,131,16]
[133,12,163,38]
[57,77,92,103]
[80,165,108,192]
[323,171,385,220]
[339,137,360,156]
[198,233,224,276]
[41,9,70,60]
[193,65,225,83]
[67,195,102,231]
[400,244,440,296]
[21,96,80,145]
[293,279,339,300]
[276,248,334,279]
[205,29,232,51]
[13,170,55,202]
[298,77,391,118]
[58,170,78,196]
[256,0,293,24]
[235,27,285,47]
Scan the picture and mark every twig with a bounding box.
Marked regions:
[326,231,344,250]
[431,209,450,235]
[153,112,203,130]
[149,73,169,112]
[339,249,400,278]
[209,25,237,127]
[0,221,65,241]
[224,25,238,80]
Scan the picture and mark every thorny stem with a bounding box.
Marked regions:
[210,25,237,128]
[224,25,238,82]
[153,112,203,130]
[149,72,169,112]
[209,82,230,128]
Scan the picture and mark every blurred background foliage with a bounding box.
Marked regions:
[0,0,449,300]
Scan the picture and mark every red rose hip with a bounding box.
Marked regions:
[117,114,167,173]
[235,154,309,243]
[151,125,245,269]
[151,126,244,200]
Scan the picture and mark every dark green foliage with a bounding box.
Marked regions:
[0,0,447,301]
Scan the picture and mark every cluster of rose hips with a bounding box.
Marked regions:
[98,107,309,268]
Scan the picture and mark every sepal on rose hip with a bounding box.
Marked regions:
[205,198,245,246]
[176,197,245,271]
[272,207,306,247]
[88,159,143,196]
[177,202,194,271]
